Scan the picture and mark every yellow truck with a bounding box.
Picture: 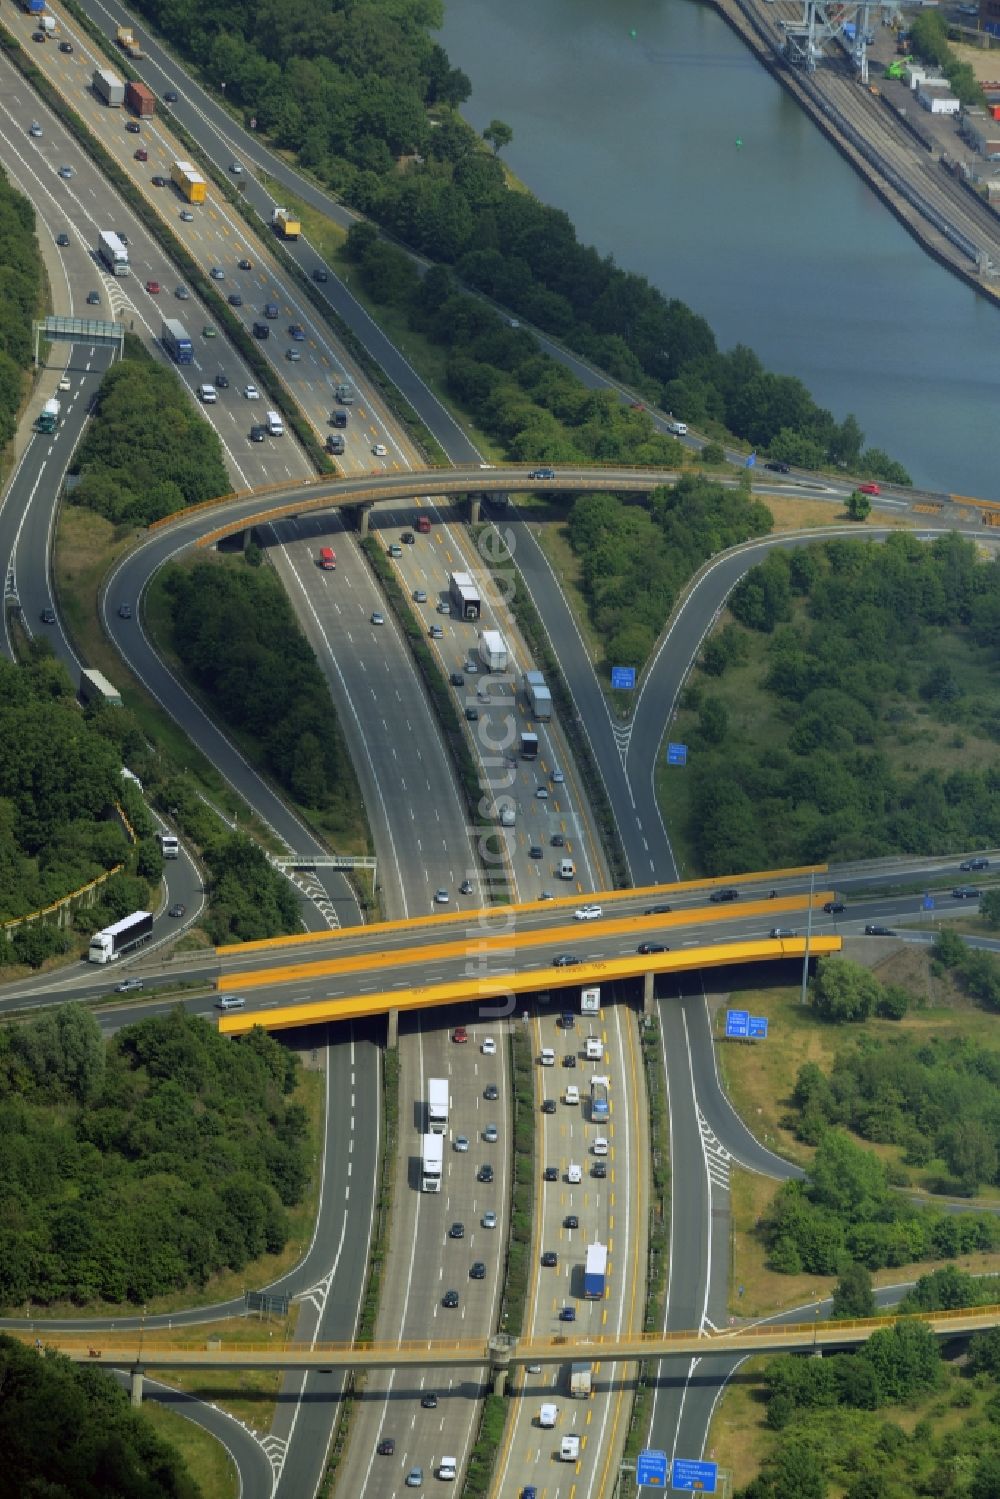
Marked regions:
[272,207,301,240]
[171,160,206,204]
[115,24,144,59]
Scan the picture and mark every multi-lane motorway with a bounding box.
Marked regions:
[2,4,998,1497]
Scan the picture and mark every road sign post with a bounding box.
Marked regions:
[724,1009,749,1039]
[671,1457,719,1492]
[666,742,688,766]
[636,1449,669,1487]
[612,666,636,690]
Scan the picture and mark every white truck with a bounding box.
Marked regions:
[539,1402,558,1428]
[157,832,180,859]
[570,1363,593,1397]
[427,1077,449,1133]
[524,669,553,721]
[88,910,153,964]
[420,1132,443,1192]
[560,1435,581,1461]
[478,629,509,673]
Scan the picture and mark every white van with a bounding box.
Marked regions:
[539,1403,558,1429]
[266,410,284,436]
[560,1434,580,1461]
[567,1162,582,1184]
[592,1137,608,1156]
[198,383,217,403]
[438,1457,457,1481]
[558,859,576,880]
[585,1037,603,1061]
[540,1047,555,1067]
[215,995,245,1011]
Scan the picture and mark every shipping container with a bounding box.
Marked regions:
[125,80,155,116]
[170,160,206,204]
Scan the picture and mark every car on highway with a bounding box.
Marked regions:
[175,286,189,299]
[543,1165,558,1182]
[638,941,667,954]
[288,324,305,340]
[564,1214,579,1229]
[421,1391,438,1408]
[39,608,56,624]
[521,1488,537,1499]
[564,1085,580,1106]
[402,531,415,544]
[56,232,70,246]
[710,887,739,903]
[450,672,464,687]
[535,787,549,799]
[645,903,672,914]
[203,326,217,339]
[405,1468,422,1488]
[448,1222,464,1239]
[483,1083,498,1101]
[58,165,73,178]
[554,954,580,967]
[29,122,42,137]
[454,1135,469,1152]
[769,927,795,939]
[244,384,260,400]
[952,886,981,899]
[592,1161,607,1178]
[443,1289,459,1308]
[215,373,229,389]
[264,302,279,318]
[528,467,555,480]
[482,1036,496,1054]
[59,40,73,52]
[477,1161,493,1184]
[483,1124,498,1143]
[413,588,427,603]
[126,120,141,134]
[58,376,70,391]
[229,161,243,174]
[387,542,402,558]
[865,924,895,936]
[377,1438,395,1456]
[313,266,329,281]
[164,90,179,102]
[238,257,253,270]
[470,1261,486,1279]
[286,348,301,361]
[823,901,845,914]
[250,425,266,443]
[562,1054,576,1068]
[145,280,160,294]
[436,600,450,614]
[541,1251,558,1267]
[574,904,602,921]
[118,604,132,619]
[541,1098,556,1114]
[434,888,449,903]
[438,1458,457,1481]
[372,442,388,456]
[482,1210,497,1229]
[465,706,479,721]
[961,857,990,871]
[32,30,46,41]
[667,419,688,435]
[115,978,144,994]
[86,291,100,306]
[179,209,194,221]
[551,833,565,847]
[858,481,880,495]
[764,460,791,473]
[558,1306,576,1322]
[370,611,384,626]
[228,292,243,306]
[151,174,167,187]
[459,879,473,895]
[530,845,543,860]
[168,903,187,918]
[552,769,565,783]
[453,1027,468,1044]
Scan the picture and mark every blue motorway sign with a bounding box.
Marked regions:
[636,1449,669,1487]
[745,451,756,468]
[667,742,688,766]
[923,894,935,911]
[725,1009,749,1039]
[671,1457,719,1492]
[611,666,636,690]
[748,1015,769,1039]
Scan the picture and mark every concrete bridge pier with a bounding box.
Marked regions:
[469,492,481,524]
[488,1333,515,1396]
[130,1366,144,1407]
[643,970,656,1018]
[355,503,372,535]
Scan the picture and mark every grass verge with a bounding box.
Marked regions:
[470,522,629,889]
[460,1394,507,1499]
[356,1047,397,1341]
[501,1022,535,1338]
[143,1399,239,1499]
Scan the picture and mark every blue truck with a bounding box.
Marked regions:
[584,1242,607,1299]
[161,318,193,364]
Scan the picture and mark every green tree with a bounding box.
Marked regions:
[979,888,1000,929]
[846,490,871,521]
[831,1261,876,1319]
[482,119,513,155]
[811,958,882,1023]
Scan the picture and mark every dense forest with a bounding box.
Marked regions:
[0,652,161,948]
[0,167,42,451]
[128,0,906,475]
[0,1005,308,1307]
[0,1334,201,1499]
[673,532,1000,871]
[159,558,366,844]
[70,356,230,527]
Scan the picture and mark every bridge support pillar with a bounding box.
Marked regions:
[130,1367,144,1407]
[356,504,372,535]
[387,1008,398,1049]
[488,1333,516,1395]
[643,970,656,1018]
[469,493,481,524]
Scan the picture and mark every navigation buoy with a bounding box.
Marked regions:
[630,28,637,38]
[735,137,744,148]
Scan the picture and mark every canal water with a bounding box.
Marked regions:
[439,0,1000,497]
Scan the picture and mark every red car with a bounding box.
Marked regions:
[452,1026,468,1044]
[858,482,880,496]
[146,279,160,294]
[134,147,148,162]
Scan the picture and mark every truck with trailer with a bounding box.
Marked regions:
[524,669,553,721]
[125,80,155,116]
[427,1077,449,1133]
[97,230,129,277]
[35,398,60,433]
[520,732,539,760]
[272,207,301,239]
[584,1241,608,1299]
[590,1075,610,1122]
[88,910,153,964]
[570,1362,593,1397]
[79,668,122,707]
[92,68,125,107]
[116,24,144,58]
[161,319,193,364]
[420,1132,443,1192]
[478,629,509,673]
[171,160,206,203]
[449,571,481,621]
[21,0,45,13]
